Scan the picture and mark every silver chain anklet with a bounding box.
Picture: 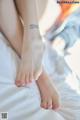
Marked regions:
[24,24,39,30]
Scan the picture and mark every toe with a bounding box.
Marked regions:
[52,105,60,111]
[47,99,52,109]
[15,78,21,87]
[20,74,26,86]
[41,99,47,109]
[16,71,26,87]
[29,72,33,83]
[25,73,29,84]
[52,99,60,110]
[15,72,21,87]
[15,80,21,87]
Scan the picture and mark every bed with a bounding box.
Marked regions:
[0,32,80,120]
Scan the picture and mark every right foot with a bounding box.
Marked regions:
[15,26,44,87]
[37,70,60,110]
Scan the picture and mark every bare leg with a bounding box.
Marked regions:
[15,0,44,86]
[15,0,60,110]
[37,70,60,110]
[0,0,23,56]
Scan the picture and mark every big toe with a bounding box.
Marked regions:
[15,74,26,87]
[41,99,48,109]
[52,98,60,110]
[15,80,21,87]
[47,99,52,109]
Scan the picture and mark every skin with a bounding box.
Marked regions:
[0,0,23,56]
[15,0,60,109]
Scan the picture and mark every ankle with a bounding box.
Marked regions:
[37,70,48,82]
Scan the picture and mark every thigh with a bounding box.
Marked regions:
[0,0,23,56]
[15,0,39,27]
[0,0,17,34]
[15,0,47,20]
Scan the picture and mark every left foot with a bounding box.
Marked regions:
[15,27,44,87]
[36,70,60,110]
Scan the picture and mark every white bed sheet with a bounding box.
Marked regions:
[0,33,80,120]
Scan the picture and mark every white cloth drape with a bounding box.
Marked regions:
[0,33,80,120]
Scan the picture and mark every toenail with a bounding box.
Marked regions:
[48,105,52,109]
[22,83,26,86]
[53,105,60,110]
[16,80,20,84]
[16,83,21,87]
[41,104,47,109]
[30,79,34,82]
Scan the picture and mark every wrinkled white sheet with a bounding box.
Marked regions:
[0,33,80,120]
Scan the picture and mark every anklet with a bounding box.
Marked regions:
[24,24,42,40]
[24,24,39,30]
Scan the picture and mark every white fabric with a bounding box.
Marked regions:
[0,33,80,120]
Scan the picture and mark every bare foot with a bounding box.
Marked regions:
[37,70,60,110]
[15,27,44,87]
